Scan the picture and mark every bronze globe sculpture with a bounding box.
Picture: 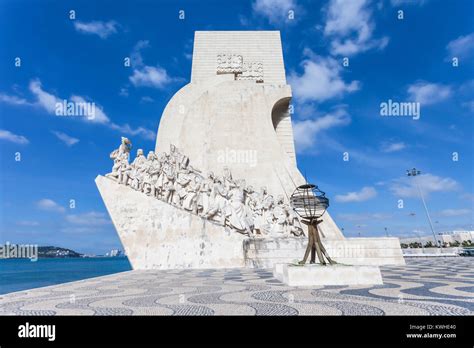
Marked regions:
[290,184,335,265]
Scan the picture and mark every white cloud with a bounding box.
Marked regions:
[109,123,155,141]
[335,186,377,203]
[0,129,29,144]
[252,0,298,24]
[66,211,111,226]
[324,0,389,56]
[51,131,79,146]
[130,40,149,67]
[293,108,350,151]
[73,20,119,39]
[128,40,177,89]
[70,95,110,124]
[289,51,360,102]
[29,79,110,123]
[438,209,471,217]
[0,93,30,105]
[390,173,459,198]
[407,81,452,105]
[129,66,173,88]
[381,141,406,153]
[36,199,65,213]
[29,79,61,113]
[446,33,474,61]
[140,96,154,103]
[28,79,154,141]
[390,0,428,6]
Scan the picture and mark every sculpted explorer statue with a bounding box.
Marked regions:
[141,151,158,195]
[199,172,214,214]
[129,149,146,190]
[225,179,254,236]
[174,166,192,207]
[106,137,131,181]
[182,175,202,214]
[162,162,176,204]
[202,176,228,225]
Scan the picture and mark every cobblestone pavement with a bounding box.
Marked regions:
[1,258,472,315]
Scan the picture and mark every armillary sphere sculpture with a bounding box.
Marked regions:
[290,184,336,265]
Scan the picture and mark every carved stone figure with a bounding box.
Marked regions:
[153,153,168,198]
[142,151,158,195]
[199,172,214,214]
[169,144,189,170]
[202,176,228,224]
[287,204,304,237]
[271,195,289,236]
[251,197,265,235]
[148,159,162,198]
[106,137,131,181]
[256,187,274,234]
[182,175,202,214]
[222,166,235,190]
[161,162,176,204]
[118,155,132,186]
[174,167,192,207]
[131,150,146,190]
[225,179,254,236]
[245,186,258,210]
[105,138,306,240]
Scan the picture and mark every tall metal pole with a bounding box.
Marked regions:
[407,168,438,247]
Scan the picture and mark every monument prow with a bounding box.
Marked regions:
[96,31,405,269]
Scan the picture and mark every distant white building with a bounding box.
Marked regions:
[400,230,473,246]
[437,230,473,244]
[400,235,435,245]
[106,249,122,257]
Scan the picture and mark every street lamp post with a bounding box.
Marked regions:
[406,168,438,247]
[409,213,425,252]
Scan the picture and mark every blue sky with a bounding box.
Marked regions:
[0,0,473,254]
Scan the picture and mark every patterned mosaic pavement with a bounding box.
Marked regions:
[0,258,473,316]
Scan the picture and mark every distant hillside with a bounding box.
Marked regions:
[38,246,83,258]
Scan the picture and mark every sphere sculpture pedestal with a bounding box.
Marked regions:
[275,183,384,286]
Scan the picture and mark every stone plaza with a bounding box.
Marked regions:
[1,258,472,316]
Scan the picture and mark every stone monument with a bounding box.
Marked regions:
[96,31,405,270]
